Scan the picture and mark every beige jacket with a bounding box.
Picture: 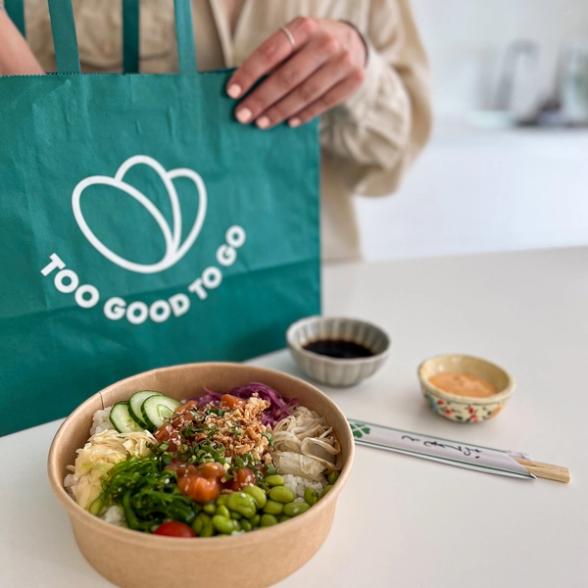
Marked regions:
[13,0,432,261]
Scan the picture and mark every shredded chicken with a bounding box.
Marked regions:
[271,406,341,481]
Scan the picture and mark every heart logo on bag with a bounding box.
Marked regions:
[71,155,207,274]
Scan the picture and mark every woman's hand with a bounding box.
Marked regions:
[226,17,367,129]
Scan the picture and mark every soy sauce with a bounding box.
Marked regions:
[303,339,374,359]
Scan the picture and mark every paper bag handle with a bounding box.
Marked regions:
[46,0,80,73]
[122,0,140,74]
[4,0,26,36]
[5,0,140,73]
[174,0,197,73]
[122,1,198,74]
[5,0,197,74]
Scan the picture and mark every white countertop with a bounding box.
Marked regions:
[1,247,586,588]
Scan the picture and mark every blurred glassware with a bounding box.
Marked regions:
[494,40,542,124]
[559,39,588,126]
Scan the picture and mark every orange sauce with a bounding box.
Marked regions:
[429,372,497,398]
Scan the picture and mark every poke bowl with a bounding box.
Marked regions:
[47,362,354,588]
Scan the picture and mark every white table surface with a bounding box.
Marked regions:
[1,247,587,588]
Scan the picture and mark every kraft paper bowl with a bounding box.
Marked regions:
[418,354,514,423]
[48,363,354,588]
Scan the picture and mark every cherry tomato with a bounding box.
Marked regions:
[153,521,196,538]
[198,461,225,480]
[220,394,244,409]
[178,474,221,503]
[231,467,256,490]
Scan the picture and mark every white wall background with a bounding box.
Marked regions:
[357,0,588,261]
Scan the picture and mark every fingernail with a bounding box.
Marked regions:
[227,83,241,99]
[236,108,252,123]
[256,116,270,129]
[289,117,301,128]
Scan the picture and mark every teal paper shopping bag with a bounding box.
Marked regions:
[0,0,320,435]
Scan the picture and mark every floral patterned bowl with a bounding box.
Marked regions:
[417,354,514,423]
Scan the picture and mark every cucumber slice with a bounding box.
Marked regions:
[129,390,161,427]
[141,394,180,430]
[110,402,144,433]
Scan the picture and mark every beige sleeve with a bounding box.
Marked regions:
[320,0,432,196]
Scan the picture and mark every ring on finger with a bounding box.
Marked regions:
[280,26,296,50]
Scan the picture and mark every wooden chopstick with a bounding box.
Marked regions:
[514,458,571,484]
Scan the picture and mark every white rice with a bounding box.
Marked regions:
[90,407,114,435]
[101,505,126,527]
[64,407,113,498]
[63,473,76,496]
[282,474,324,498]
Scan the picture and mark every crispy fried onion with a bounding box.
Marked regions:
[271,406,341,481]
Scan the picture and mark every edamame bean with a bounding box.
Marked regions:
[212,515,236,535]
[198,512,211,524]
[192,518,203,534]
[230,511,242,520]
[251,514,261,527]
[304,487,319,506]
[243,485,267,509]
[264,474,284,487]
[192,513,211,535]
[203,502,216,515]
[217,494,230,507]
[283,502,310,517]
[278,514,290,523]
[200,521,214,537]
[327,470,339,484]
[268,485,295,504]
[321,484,333,497]
[227,492,257,518]
[240,519,253,532]
[260,514,278,527]
[216,505,230,518]
[263,500,283,515]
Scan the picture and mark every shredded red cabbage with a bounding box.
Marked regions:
[196,382,298,426]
